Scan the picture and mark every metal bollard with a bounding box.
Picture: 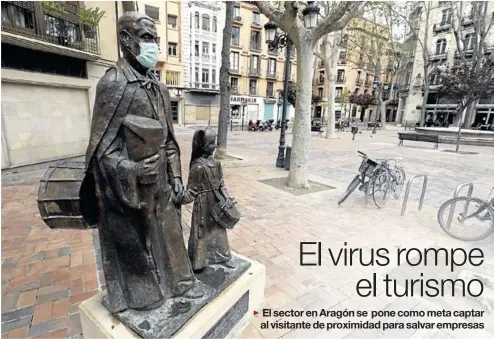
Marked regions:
[444,182,474,229]
[401,175,428,216]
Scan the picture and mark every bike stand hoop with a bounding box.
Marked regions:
[445,182,474,230]
[401,175,428,216]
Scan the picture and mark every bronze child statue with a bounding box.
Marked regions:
[182,128,241,272]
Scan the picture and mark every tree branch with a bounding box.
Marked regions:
[310,1,366,42]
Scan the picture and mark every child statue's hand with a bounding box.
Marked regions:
[226,197,236,208]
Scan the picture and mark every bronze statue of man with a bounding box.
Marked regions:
[82,11,203,314]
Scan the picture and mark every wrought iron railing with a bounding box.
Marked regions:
[1,1,100,55]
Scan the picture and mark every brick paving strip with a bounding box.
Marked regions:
[2,185,98,338]
[2,127,494,339]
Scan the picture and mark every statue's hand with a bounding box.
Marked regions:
[135,154,159,184]
[225,197,236,209]
[171,177,184,203]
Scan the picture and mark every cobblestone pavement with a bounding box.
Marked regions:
[2,126,494,338]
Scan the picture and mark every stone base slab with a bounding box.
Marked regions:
[79,253,266,339]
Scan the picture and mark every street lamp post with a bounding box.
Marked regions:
[264,1,320,168]
[372,82,381,134]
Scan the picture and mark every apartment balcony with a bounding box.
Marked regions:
[433,22,452,34]
[231,38,244,49]
[364,80,372,87]
[337,59,347,65]
[268,48,280,56]
[461,16,474,27]
[229,66,244,75]
[335,96,344,103]
[265,89,276,98]
[233,16,243,25]
[356,79,363,86]
[190,82,220,92]
[429,51,448,61]
[317,77,325,85]
[251,20,262,29]
[1,1,100,60]
[266,70,279,80]
[336,77,346,84]
[201,54,211,63]
[249,88,257,96]
[250,42,262,52]
[248,67,262,77]
[454,49,474,58]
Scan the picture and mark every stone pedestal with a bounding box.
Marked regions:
[79,254,266,339]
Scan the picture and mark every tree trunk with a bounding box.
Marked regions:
[380,101,387,127]
[287,39,315,188]
[215,2,234,160]
[420,86,429,128]
[324,65,337,139]
[456,106,464,152]
[324,35,338,139]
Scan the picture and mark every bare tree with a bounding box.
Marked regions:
[315,29,344,138]
[436,59,494,151]
[448,1,494,127]
[215,2,234,159]
[255,1,366,188]
[344,5,411,130]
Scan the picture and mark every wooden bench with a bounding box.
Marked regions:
[367,122,382,130]
[398,132,439,150]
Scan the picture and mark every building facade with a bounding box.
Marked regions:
[136,1,184,125]
[181,0,224,125]
[396,1,494,127]
[1,1,183,169]
[228,1,296,125]
[312,18,395,123]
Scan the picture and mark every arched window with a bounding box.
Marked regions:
[195,12,200,29]
[435,39,447,54]
[202,14,210,31]
[213,16,217,32]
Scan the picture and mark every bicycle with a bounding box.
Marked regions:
[338,151,380,206]
[371,158,406,208]
[437,187,494,241]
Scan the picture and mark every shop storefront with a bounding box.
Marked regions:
[230,95,263,122]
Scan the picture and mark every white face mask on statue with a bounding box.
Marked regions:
[123,30,160,69]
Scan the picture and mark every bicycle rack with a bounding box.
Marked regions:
[444,182,474,229]
[401,175,428,216]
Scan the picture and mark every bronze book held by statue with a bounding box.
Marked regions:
[122,114,164,162]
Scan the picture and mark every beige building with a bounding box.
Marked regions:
[1,1,183,169]
[312,18,396,123]
[228,1,296,125]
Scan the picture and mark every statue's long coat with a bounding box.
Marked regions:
[82,59,195,313]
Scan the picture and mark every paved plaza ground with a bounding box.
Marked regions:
[2,126,494,338]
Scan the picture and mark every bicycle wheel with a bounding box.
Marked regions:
[372,172,390,208]
[391,167,406,199]
[338,175,360,205]
[437,197,494,241]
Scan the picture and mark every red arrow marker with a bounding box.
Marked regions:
[253,310,258,316]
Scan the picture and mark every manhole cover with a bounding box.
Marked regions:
[259,177,336,196]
